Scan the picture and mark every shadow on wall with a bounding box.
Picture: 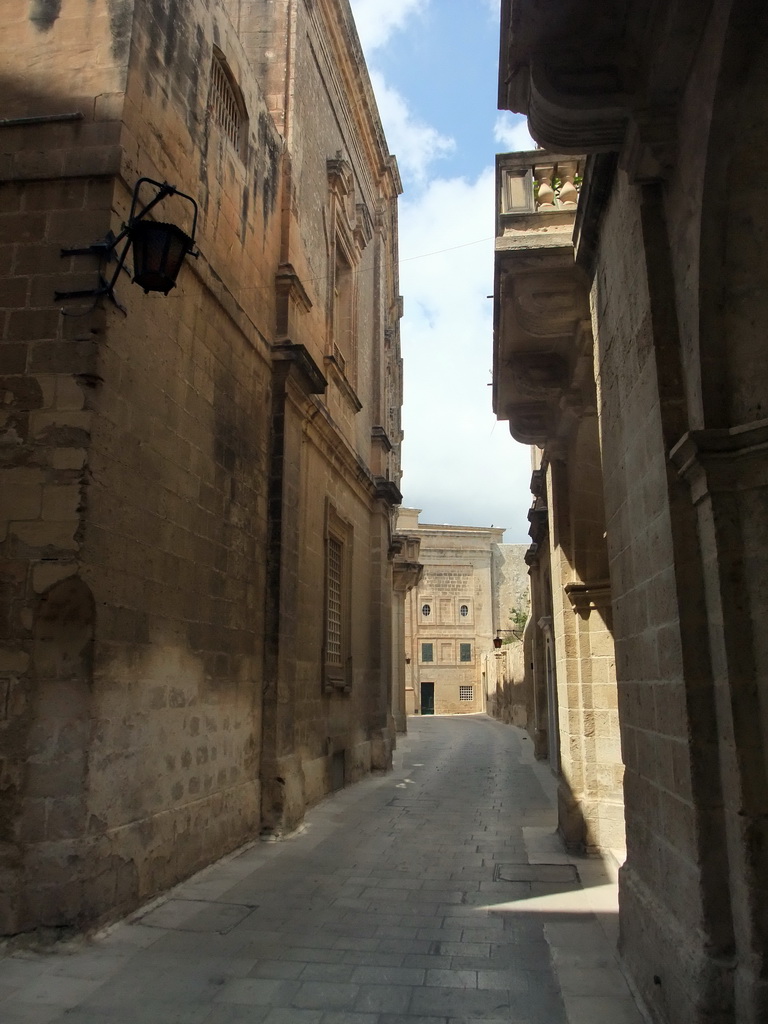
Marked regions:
[486,622,533,730]
[17,576,99,936]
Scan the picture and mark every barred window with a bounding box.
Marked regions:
[326,537,343,667]
[459,643,472,663]
[323,503,353,694]
[459,686,474,702]
[209,50,244,152]
[422,603,431,617]
[459,604,469,617]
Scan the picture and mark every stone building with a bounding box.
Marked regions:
[0,0,404,937]
[493,147,625,859]
[398,509,515,717]
[495,2,768,1022]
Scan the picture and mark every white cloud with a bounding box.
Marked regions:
[398,170,532,541]
[348,0,533,541]
[349,0,428,53]
[370,71,454,186]
[493,111,537,152]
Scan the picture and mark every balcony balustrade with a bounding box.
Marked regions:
[492,150,591,448]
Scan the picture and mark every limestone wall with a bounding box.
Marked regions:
[0,0,402,936]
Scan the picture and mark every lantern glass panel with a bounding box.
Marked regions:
[130,221,192,294]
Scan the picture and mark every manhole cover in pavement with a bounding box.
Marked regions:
[493,863,579,883]
[136,898,256,933]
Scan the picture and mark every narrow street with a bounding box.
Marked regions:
[1,716,643,1024]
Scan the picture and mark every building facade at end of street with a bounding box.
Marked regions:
[397,509,529,720]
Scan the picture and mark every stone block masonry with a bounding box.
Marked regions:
[0,0,404,937]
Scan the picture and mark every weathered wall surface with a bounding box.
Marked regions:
[0,0,282,934]
[255,0,402,832]
[493,543,530,626]
[485,638,529,728]
[0,0,402,937]
[497,4,768,1016]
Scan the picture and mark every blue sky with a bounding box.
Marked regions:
[349,0,535,542]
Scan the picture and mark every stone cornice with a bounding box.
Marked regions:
[670,419,768,504]
[373,477,403,506]
[271,341,327,395]
[275,263,313,314]
[313,0,402,198]
[564,580,612,613]
[371,426,394,452]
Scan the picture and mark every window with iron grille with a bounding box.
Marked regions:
[459,686,474,701]
[326,537,343,667]
[209,51,244,152]
[323,503,353,694]
[459,643,472,663]
[421,642,434,663]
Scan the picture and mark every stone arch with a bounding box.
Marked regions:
[20,575,94,931]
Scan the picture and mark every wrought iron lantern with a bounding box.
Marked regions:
[493,634,503,650]
[57,177,198,308]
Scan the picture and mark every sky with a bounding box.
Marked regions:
[348,0,536,543]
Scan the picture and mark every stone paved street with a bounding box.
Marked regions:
[0,716,644,1024]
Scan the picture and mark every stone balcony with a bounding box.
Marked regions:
[492,150,593,449]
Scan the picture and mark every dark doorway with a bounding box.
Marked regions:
[420,682,435,715]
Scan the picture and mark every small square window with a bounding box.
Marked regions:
[459,643,472,663]
[459,685,474,701]
[421,642,434,663]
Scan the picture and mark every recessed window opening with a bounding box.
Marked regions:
[459,643,472,663]
[209,50,245,152]
[422,603,431,617]
[459,686,474,701]
[326,536,343,666]
[334,246,353,370]
[460,604,469,616]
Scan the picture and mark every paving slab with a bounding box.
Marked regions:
[0,716,645,1024]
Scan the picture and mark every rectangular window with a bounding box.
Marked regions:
[459,686,474,702]
[326,537,343,666]
[209,49,245,154]
[421,642,434,663]
[459,643,472,663]
[333,246,354,377]
[324,503,353,693]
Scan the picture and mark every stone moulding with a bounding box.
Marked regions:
[373,477,403,506]
[670,419,768,504]
[271,341,327,395]
[564,580,612,614]
[275,263,313,313]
